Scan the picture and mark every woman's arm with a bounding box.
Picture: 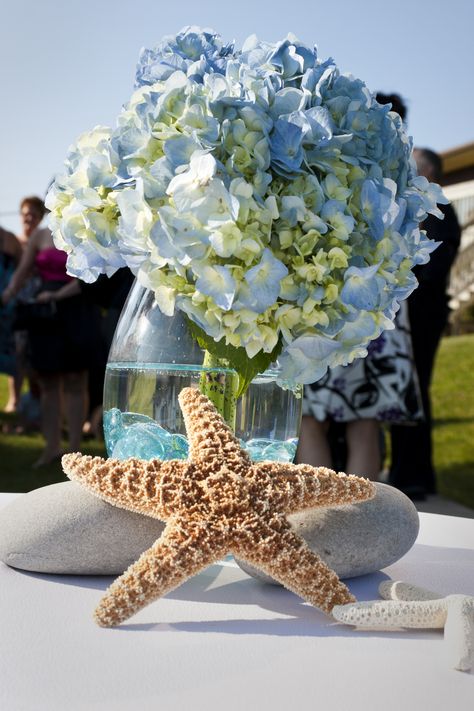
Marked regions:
[36,279,81,303]
[1,231,40,303]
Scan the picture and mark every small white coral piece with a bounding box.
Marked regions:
[332,580,474,673]
[444,595,474,672]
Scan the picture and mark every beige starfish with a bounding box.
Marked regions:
[332,581,474,672]
[62,387,375,627]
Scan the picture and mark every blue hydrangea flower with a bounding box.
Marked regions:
[340,264,383,311]
[195,264,237,310]
[239,249,289,311]
[47,26,447,389]
[136,26,234,86]
[270,118,305,176]
[269,34,317,79]
[277,334,341,384]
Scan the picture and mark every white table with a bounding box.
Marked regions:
[0,493,473,710]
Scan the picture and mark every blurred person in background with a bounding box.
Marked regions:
[2,197,44,413]
[297,302,423,480]
[389,148,461,499]
[0,225,22,381]
[297,92,422,480]
[2,198,100,467]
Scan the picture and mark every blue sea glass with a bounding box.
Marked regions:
[104,410,297,463]
[245,437,297,463]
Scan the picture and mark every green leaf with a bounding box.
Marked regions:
[186,319,282,398]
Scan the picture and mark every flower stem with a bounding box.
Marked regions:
[199,350,239,430]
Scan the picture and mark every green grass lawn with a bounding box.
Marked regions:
[0,425,105,492]
[431,334,474,508]
[0,392,105,492]
[0,335,473,506]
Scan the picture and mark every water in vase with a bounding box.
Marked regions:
[103,362,301,463]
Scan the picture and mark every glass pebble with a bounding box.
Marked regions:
[104,409,298,463]
[103,409,158,454]
[244,437,297,463]
[111,422,167,460]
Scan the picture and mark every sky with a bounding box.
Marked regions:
[1,0,473,234]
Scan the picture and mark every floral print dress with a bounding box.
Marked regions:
[303,302,423,424]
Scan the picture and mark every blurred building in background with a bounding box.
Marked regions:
[441,141,474,329]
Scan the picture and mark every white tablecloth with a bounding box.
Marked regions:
[0,492,473,710]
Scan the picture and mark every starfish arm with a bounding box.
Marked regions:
[444,596,474,672]
[232,521,354,613]
[257,462,375,513]
[379,580,443,602]
[94,518,227,627]
[62,453,191,519]
[178,388,250,474]
[332,598,448,628]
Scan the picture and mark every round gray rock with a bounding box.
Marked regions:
[0,482,164,574]
[237,482,419,582]
[0,481,418,579]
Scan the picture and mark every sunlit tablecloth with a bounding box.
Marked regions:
[0,492,473,710]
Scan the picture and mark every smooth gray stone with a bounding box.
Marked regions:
[0,482,164,574]
[237,482,419,582]
[0,481,418,579]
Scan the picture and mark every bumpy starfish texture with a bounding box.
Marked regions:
[332,581,474,672]
[62,387,375,627]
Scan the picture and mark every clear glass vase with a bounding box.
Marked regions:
[103,280,302,463]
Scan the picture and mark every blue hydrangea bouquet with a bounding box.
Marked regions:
[46,26,444,413]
